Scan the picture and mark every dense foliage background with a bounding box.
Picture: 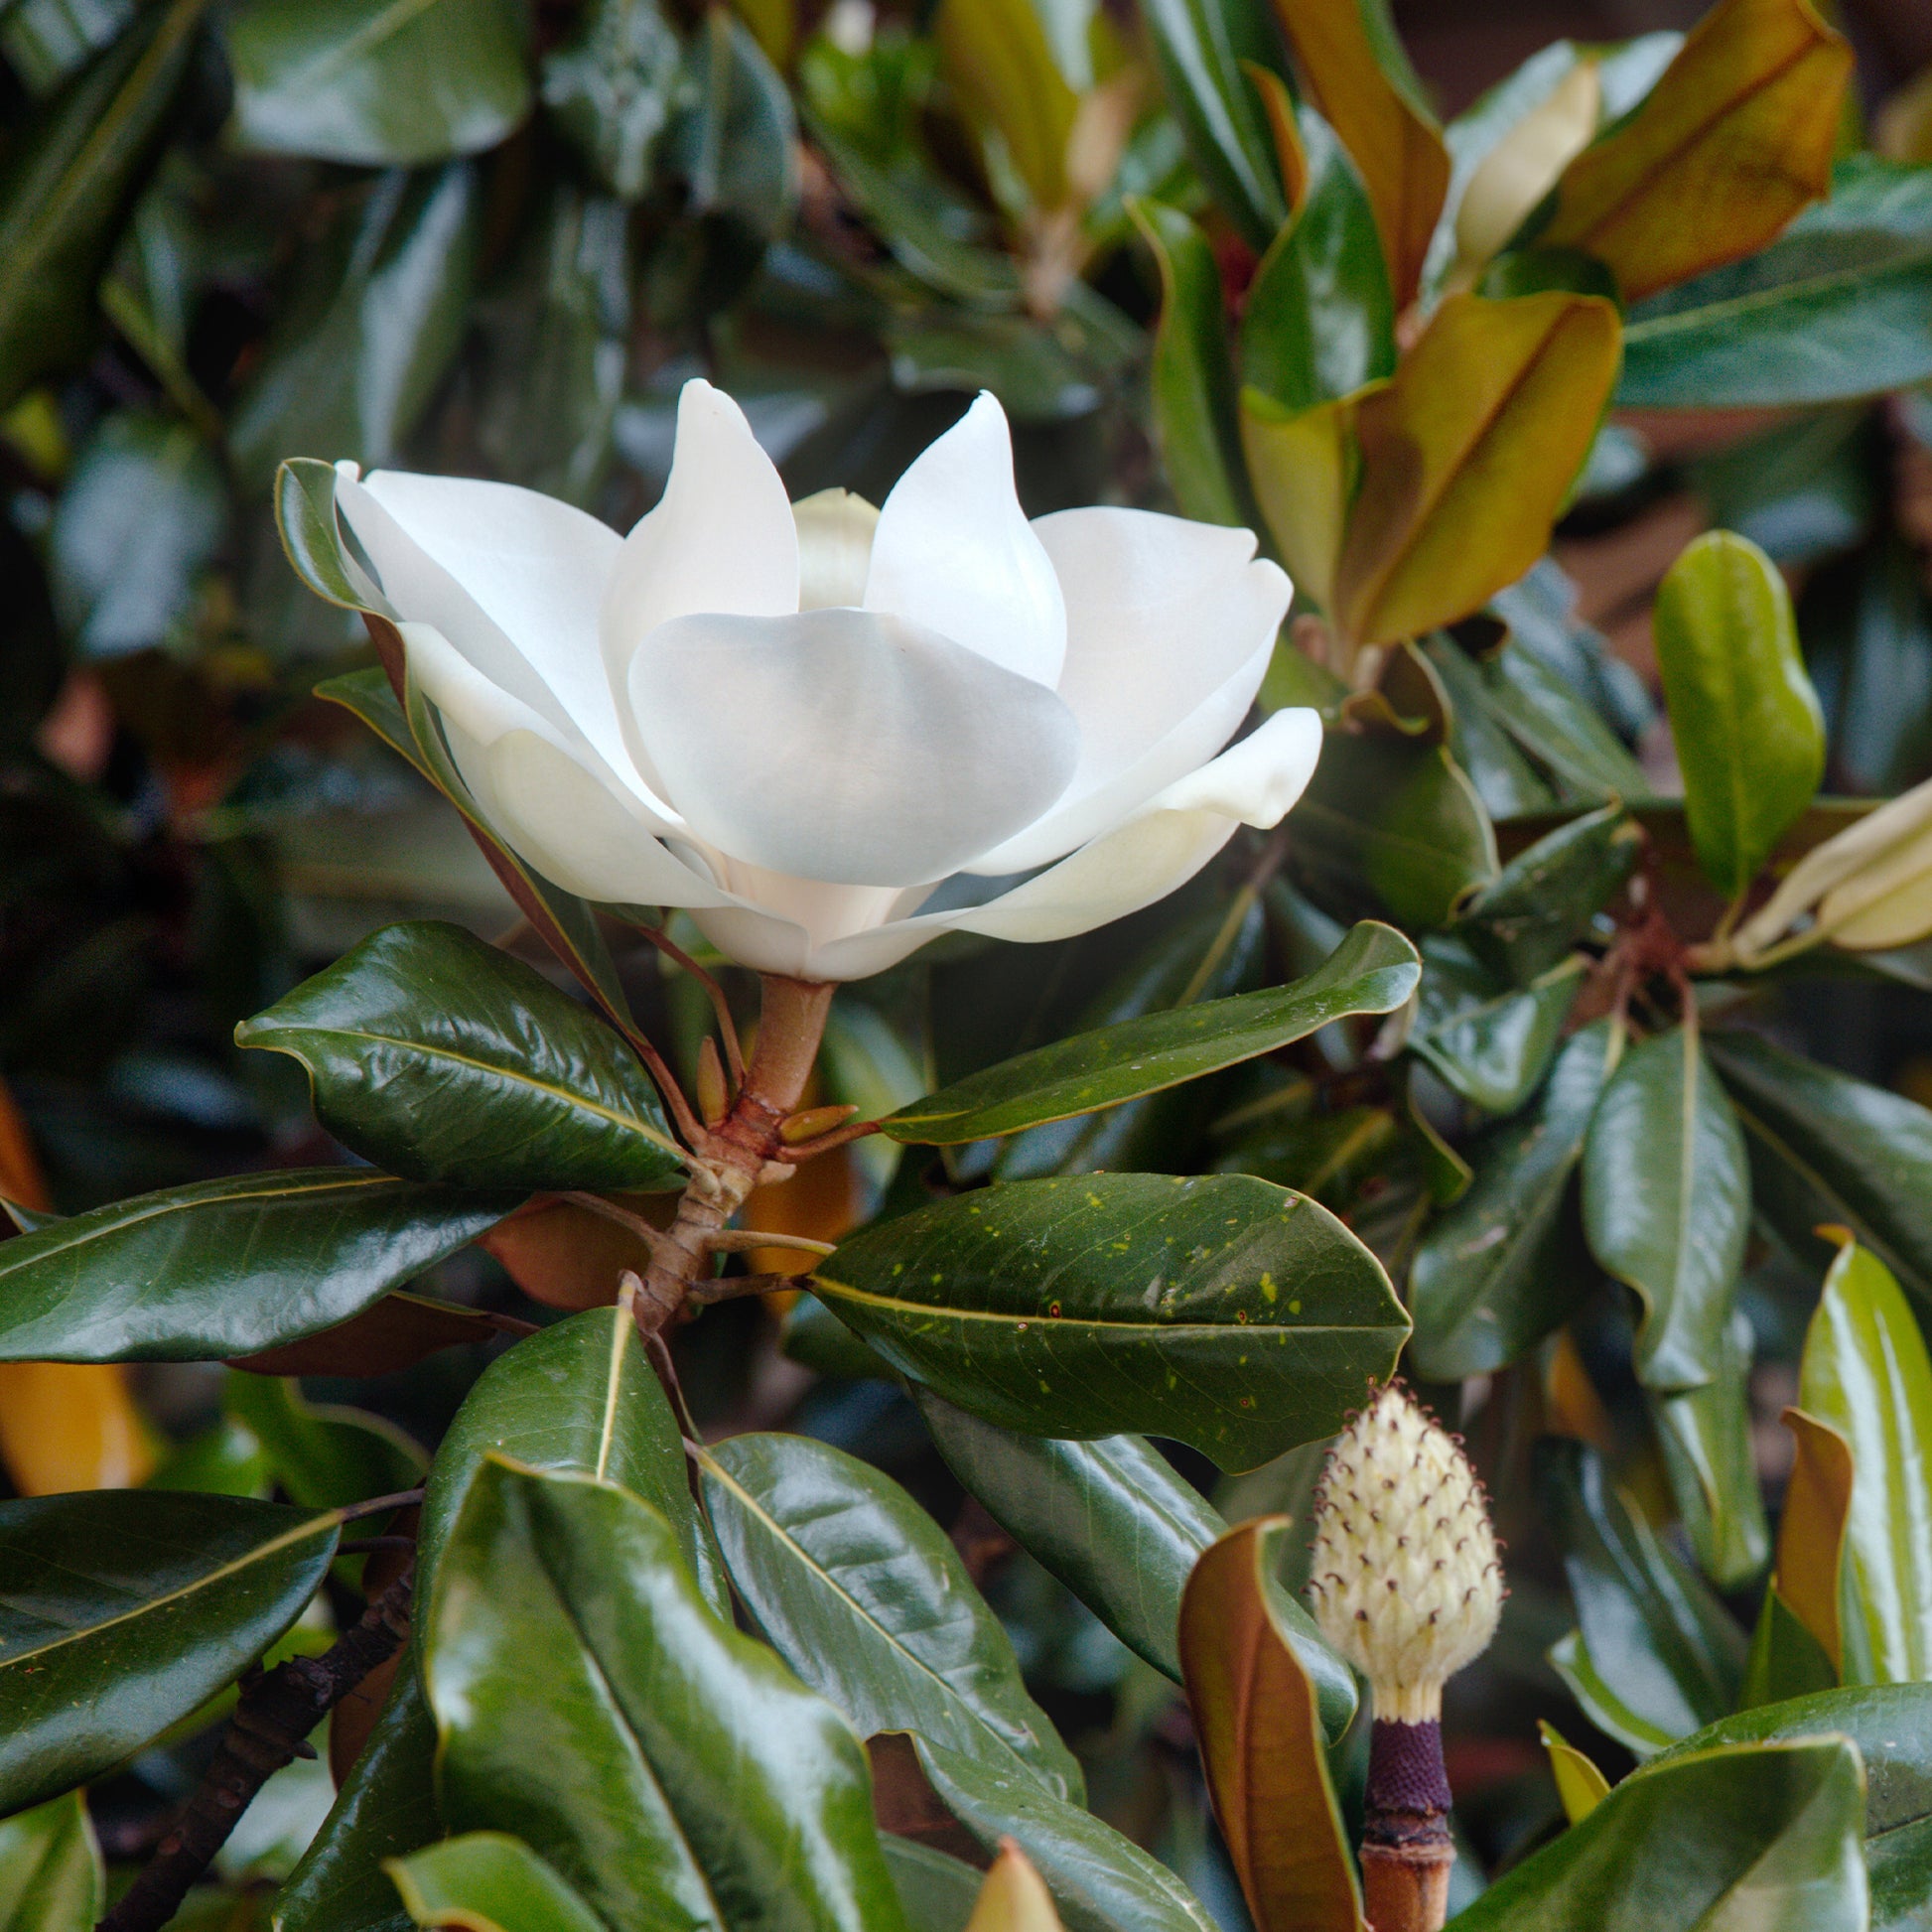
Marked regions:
[9,0,1932,1925]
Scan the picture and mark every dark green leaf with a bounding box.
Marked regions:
[426,1459,911,1932]
[811,1173,1409,1470]
[223,0,532,166]
[909,1733,1219,1932]
[0,1170,515,1362]
[672,11,798,241]
[697,1432,1082,1798]
[420,1306,727,1619]
[238,920,683,1193]
[1455,804,1642,985]
[1465,633,1653,804]
[541,0,680,201]
[278,1668,440,1932]
[1540,1439,1746,1749]
[223,1374,425,1512]
[1548,1627,1682,1758]
[1620,159,1932,409]
[1707,1032,1932,1312]
[1423,631,1559,817]
[0,0,205,409]
[1583,1024,1749,1392]
[886,921,1418,1145]
[880,1839,982,1932]
[1740,1589,1838,1714]
[274,458,390,615]
[1409,1019,1619,1379]
[1650,1310,1770,1589]
[0,1491,338,1815]
[387,1833,607,1932]
[0,0,141,94]
[0,1789,101,1930]
[1410,949,1583,1116]
[1444,1735,1865,1932]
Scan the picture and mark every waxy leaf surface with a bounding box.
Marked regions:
[0,1790,100,1932]
[387,1832,606,1932]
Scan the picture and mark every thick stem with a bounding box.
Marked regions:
[98,1567,415,1932]
[1361,1717,1454,1932]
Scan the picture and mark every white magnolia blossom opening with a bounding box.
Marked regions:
[335,380,1318,981]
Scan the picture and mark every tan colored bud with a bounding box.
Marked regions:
[1308,1383,1503,1722]
[1454,64,1601,271]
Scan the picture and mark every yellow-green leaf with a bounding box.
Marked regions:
[1330,290,1620,646]
[937,0,1078,211]
[1538,1720,1611,1825]
[1542,0,1851,301]
[1239,385,1373,613]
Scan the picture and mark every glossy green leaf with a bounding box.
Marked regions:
[1455,804,1642,985]
[542,0,681,201]
[672,11,798,240]
[915,1394,1268,1696]
[224,0,531,166]
[909,1734,1218,1932]
[1241,105,1395,413]
[1658,1684,1932,1932]
[1650,1308,1770,1588]
[1707,1032,1932,1309]
[427,1458,911,1932]
[1410,952,1583,1116]
[880,1839,982,1932]
[239,920,682,1193]
[387,1833,606,1932]
[1740,1587,1838,1713]
[1583,1023,1750,1392]
[811,1173,1409,1471]
[0,0,207,409]
[420,1306,726,1618]
[935,0,1076,211]
[0,1171,515,1362]
[1548,1627,1682,1757]
[886,921,1418,1145]
[1445,1735,1865,1931]
[1620,157,1932,407]
[273,458,390,616]
[0,1790,101,1932]
[230,165,482,490]
[1409,1019,1619,1380]
[48,412,224,659]
[697,1433,1082,1799]
[1653,531,1825,898]
[1540,1439,1746,1748]
[1798,1241,1932,1686]
[224,1374,425,1512]
[1463,633,1653,804]
[278,1668,440,1932]
[1129,199,1254,527]
[0,1491,338,1815]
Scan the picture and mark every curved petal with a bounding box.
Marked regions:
[337,470,628,776]
[602,379,799,684]
[628,608,1079,888]
[864,392,1066,686]
[807,708,1324,979]
[794,488,879,611]
[971,508,1291,872]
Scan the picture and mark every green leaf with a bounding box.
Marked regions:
[230,165,482,490]
[915,1395,1260,1696]
[1650,1309,1770,1589]
[0,0,207,410]
[278,1668,440,1932]
[1620,159,1932,409]
[223,0,531,165]
[810,1173,1409,1471]
[420,1306,727,1619]
[1410,950,1583,1116]
[0,0,143,95]
[542,0,681,201]
[48,412,225,658]
[886,921,1419,1145]
[1443,1736,1865,1932]
[880,1839,982,1932]
[1128,199,1255,527]
[696,1433,1083,1798]
[387,1833,607,1932]
[0,1171,515,1362]
[1241,105,1396,412]
[0,1790,101,1932]
[1798,1241,1932,1687]
[1455,804,1642,985]
[426,1458,911,1932]
[223,1375,425,1512]
[1465,631,1653,803]
[1583,1023,1750,1392]
[1540,1439,1746,1749]
[1409,1019,1619,1380]
[1740,1589,1838,1714]
[1706,1033,1932,1311]
[1548,1627,1682,1758]
[1657,1684,1932,1932]
[274,458,390,615]
[0,1491,338,1815]
[909,1733,1219,1932]
[238,920,683,1193]
[1652,531,1825,899]
[672,11,798,241]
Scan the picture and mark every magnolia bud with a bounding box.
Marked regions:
[1307,1382,1504,1720]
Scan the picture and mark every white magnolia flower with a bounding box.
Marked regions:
[335,380,1316,981]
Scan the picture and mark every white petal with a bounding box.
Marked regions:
[973,508,1291,872]
[807,708,1324,980]
[602,379,799,682]
[864,393,1067,686]
[337,470,626,774]
[628,608,1079,888]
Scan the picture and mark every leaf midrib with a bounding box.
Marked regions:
[815,1278,1393,1336]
